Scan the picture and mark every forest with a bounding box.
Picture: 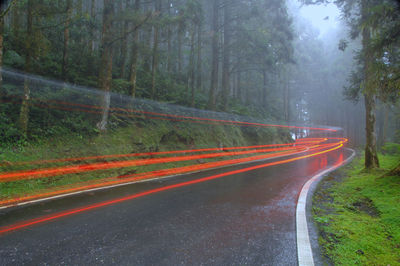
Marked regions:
[1,1,400,264]
[0,0,399,169]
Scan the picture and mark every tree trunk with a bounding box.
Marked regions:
[282,68,290,122]
[177,22,183,74]
[128,0,140,98]
[19,0,33,136]
[208,0,219,110]
[97,0,114,132]
[143,25,152,72]
[120,21,129,78]
[196,21,202,92]
[364,93,379,168]
[77,0,83,16]
[262,70,267,108]
[62,0,73,81]
[245,71,250,105]
[221,1,231,111]
[382,104,388,145]
[167,0,172,72]
[151,0,160,99]
[362,0,379,168]
[0,0,14,96]
[90,0,96,52]
[0,17,4,97]
[188,30,195,107]
[236,58,241,101]
[143,1,153,74]
[77,0,83,44]
[12,1,19,39]
[129,32,139,98]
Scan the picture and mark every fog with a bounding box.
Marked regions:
[287,0,399,146]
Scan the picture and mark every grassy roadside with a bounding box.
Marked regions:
[0,120,290,203]
[313,143,400,265]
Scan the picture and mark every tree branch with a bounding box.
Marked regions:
[0,0,17,19]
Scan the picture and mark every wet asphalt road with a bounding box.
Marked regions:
[0,149,347,265]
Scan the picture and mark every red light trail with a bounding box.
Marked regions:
[0,138,346,207]
[0,146,306,182]
[0,139,345,235]
[1,142,305,167]
[0,145,311,206]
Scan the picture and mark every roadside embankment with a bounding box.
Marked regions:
[0,120,291,206]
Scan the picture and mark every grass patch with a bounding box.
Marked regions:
[313,143,400,265]
[0,120,291,201]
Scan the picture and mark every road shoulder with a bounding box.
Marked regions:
[296,148,355,266]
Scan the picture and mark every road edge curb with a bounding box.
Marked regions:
[296,148,356,266]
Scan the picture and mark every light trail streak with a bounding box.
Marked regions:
[0,138,346,206]
[0,146,305,182]
[0,140,344,235]
[1,140,341,206]
[1,143,305,167]
[0,146,312,206]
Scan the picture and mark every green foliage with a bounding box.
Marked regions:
[112,78,130,95]
[3,50,24,68]
[0,111,23,148]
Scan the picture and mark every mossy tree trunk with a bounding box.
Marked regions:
[128,0,141,98]
[19,0,34,137]
[262,70,268,108]
[166,0,172,73]
[221,0,231,111]
[1,0,17,100]
[177,20,184,74]
[0,17,4,98]
[90,0,96,53]
[208,0,219,110]
[364,93,379,168]
[119,19,129,78]
[151,0,160,99]
[62,0,73,81]
[188,29,195,107]
[196,21,202,92]
[97,0,114,132]
[362,0,379,169]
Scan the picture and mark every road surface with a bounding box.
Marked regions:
[0,148,351,265]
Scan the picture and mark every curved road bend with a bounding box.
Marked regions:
[0,148,352,265]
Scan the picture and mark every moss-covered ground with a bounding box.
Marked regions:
[313,143,400,265]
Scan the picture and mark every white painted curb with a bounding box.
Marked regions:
[296,148,355,266]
